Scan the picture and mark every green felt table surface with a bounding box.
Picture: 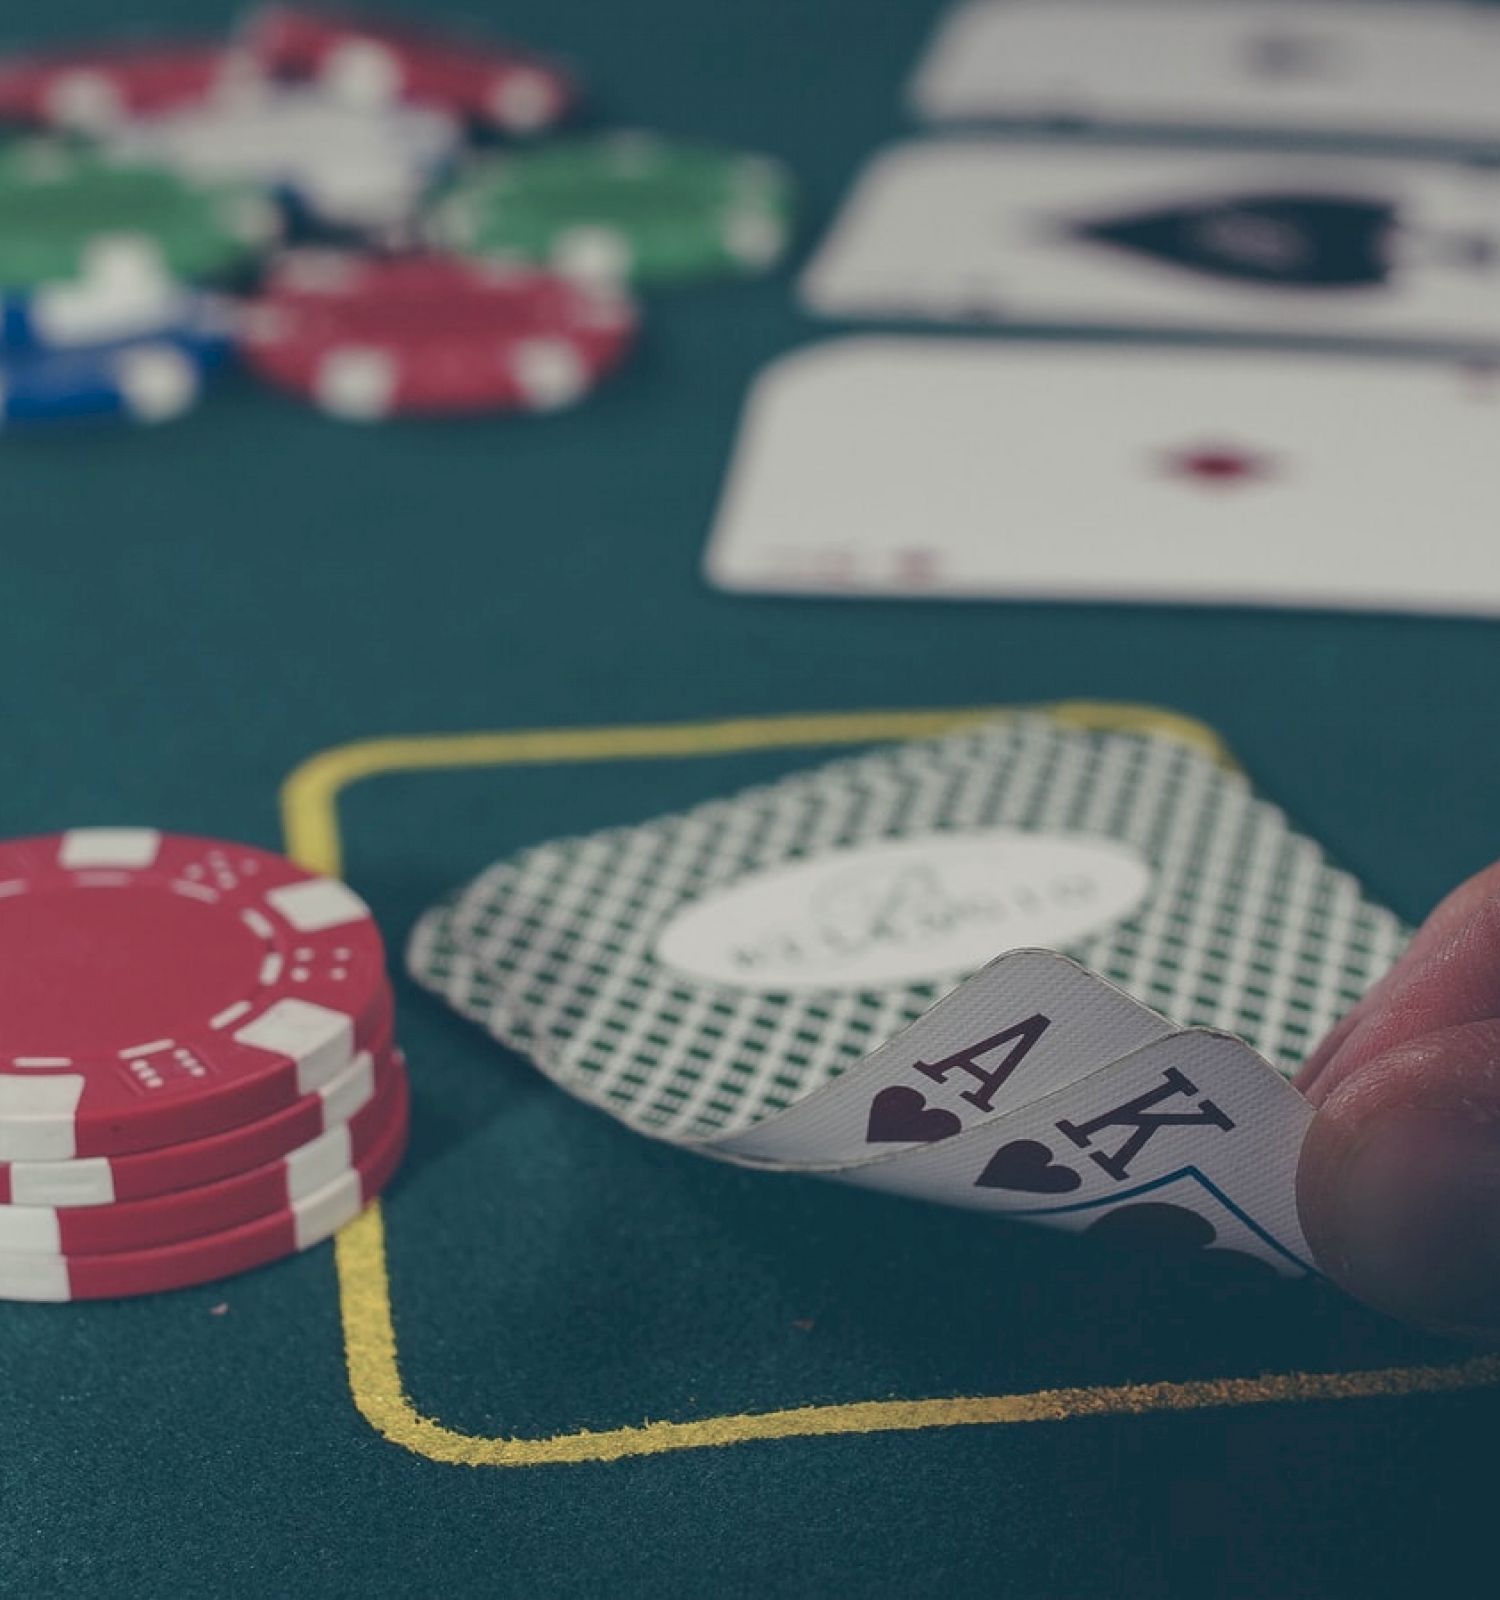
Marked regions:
[3,1,1499,1595]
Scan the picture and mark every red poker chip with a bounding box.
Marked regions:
[0,1064,408,1300]
[0,1021,396,1208]
[0,1046,406,1256]
[244,6,577,132]
[0,44,247,130]
[0,829,392,1162]
[239,251,636,419]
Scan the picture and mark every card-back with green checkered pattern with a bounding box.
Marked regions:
[407,715,1407,1143]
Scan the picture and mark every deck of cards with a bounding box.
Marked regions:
[409,715,1408,1276]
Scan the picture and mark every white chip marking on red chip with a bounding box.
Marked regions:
[315,347,399,419]
[233,998,353,1094]
[59,829,162,870]
[266,878,371,934]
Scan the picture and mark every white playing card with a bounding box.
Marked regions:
[912,0,1500,147]
[846,1028,1315,1275]
[704,336,1500,617]
[798,140,1500,347]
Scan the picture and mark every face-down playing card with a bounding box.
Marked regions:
[798,140,1500,347]
[704,337,1500,617]
[911,0,1500,147]
[408,716,1406,1272]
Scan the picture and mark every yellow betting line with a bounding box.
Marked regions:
[336,1205,1500,1468]
[279,701,1498,1467]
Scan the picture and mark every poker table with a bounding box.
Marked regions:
[6,0,1500,1594]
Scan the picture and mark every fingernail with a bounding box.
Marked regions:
[1317,1108,1500,1336]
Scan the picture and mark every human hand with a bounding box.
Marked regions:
[1297,862,1500,1337]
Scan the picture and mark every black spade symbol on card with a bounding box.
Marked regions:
[1086,1202,1219,1250]
[1085,1202,1277,1279]
[866,1086,962,1144]
[1072,193,1396,289]
[974,1139,1082,1194]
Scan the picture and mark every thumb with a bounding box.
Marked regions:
[1297,1018,1500,1337]
[1296,860,1500,1337]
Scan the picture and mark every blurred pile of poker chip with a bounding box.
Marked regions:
[429,133,796,287]
[240,250,637,418]
[0,828,409,1301]
[0,6,796,431]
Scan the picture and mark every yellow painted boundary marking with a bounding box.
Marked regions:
[278,702,1500,1468]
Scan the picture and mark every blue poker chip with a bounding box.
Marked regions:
[0,340,209,428]
[0,278,237,365]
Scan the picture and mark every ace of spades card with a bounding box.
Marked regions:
[408,715,1410,1278]
[798,140,1500,348]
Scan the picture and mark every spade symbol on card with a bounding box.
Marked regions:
[1085,1202,1277,1280]
[973,1139,1082,1194]
[1086,1201,1219,1250]
[1072,194,1396,289]
[866,1086,963,1144]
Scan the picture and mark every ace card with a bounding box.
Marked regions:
[799,140,1500,347]
[704,337,1500,617]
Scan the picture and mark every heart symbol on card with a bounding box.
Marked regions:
[974,1139,1082,1194]
[865,1086,962,1144]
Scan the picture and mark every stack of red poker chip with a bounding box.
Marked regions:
[238,249,637,419]
[0,828,408,1300]
[243,5,578,134]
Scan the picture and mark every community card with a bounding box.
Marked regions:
[408,715,1406,1162]
[703,336,1500,616]
[911,0,1500,147]
[798,141,1500,346]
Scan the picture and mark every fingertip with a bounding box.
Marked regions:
[1297,1026,1500,1338]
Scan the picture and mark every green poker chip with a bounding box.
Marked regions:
[428,133,795,287]
[0,140,277,289]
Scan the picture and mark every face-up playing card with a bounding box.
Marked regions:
[798,140,1500,346]
[912,0,1500,147]
[847,1028,1314,1274]
[704,336,1500,616]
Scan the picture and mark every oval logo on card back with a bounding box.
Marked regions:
[653,830,1152,992]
